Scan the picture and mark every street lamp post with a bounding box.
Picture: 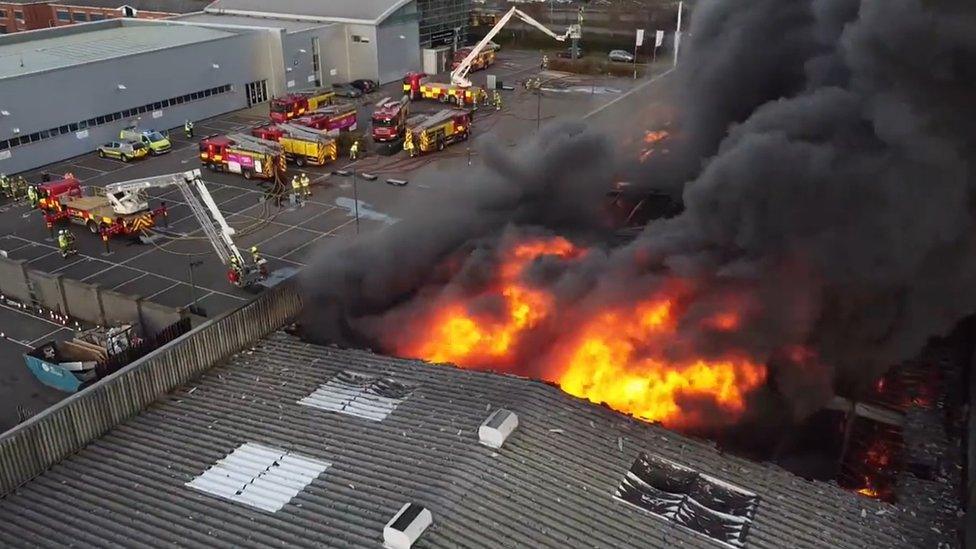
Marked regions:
[352,172,360,235]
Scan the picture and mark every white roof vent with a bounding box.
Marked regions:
[479,408,518,449]
[383,502,432,549]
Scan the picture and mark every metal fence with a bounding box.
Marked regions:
[0,280,303,497]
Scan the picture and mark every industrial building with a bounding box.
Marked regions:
[0,0,209,34]
[0,1,423,174]
[0,284,958,548]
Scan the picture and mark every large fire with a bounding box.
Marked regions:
[388,236,767,429]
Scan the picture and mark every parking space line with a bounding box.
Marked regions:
[28,327,69,346]
[48,256,91,274]
[282,216,357,259]
[5,235,247,302]
[145,281,182,300]
[107,272,147,289]
[0,301,65,329]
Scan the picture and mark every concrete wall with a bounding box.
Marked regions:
[100,289,140,328]
[377,4,422,85]
[26,271,66,316]
[0,258,31,303]
[0,21,277,174]
[62,278,103,325]
[140,300,181,334]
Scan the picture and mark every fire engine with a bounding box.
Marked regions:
[251,123,338,167]
[450,47,496,72]
[36,176,166,240]
[371,96,410,142]
[104,170,267,288]
[403,7,579,105]
[402,72,480,107]
[292,101,358,133]
[198,133,285,180]
[405,109,471,156]
[269,88,336,122]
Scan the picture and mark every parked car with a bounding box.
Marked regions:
[608,49,635,63]
[350,79,379,94]
[332,82,364,98]
[97,140,148,162]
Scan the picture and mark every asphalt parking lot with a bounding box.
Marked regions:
[0,48,673,431]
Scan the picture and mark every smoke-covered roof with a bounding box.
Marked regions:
[0,330,944,547]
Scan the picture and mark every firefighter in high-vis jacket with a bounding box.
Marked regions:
[184,120,194,139]
[349,140,361,161]
[404,131,416,158]
[291,175,302,204]
[300,173,311,197]
[0,173,10,198]
[493,90,502,111]
[57,229,76,258]
[26,184,39,208]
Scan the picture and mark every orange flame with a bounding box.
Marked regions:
[389,236,767,429]
[639,130,671,163]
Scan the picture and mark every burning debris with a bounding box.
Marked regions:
[301,0,976,436]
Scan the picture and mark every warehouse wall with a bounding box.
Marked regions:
[281,24,343,91]
[377,4,422,85]
[0,22,275,174]
[340,23,379,83]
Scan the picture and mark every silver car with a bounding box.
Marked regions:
[97,139,148,162]
[609,49,635,63]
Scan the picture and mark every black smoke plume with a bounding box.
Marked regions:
[301,0,976,425]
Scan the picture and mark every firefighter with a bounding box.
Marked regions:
[493,90,502,111]
[404,131,416,158]
[0,173,9,198]
[250,245,262,265]
[57,229,76,259]
[26,184,39,208]
[299,173,310,197]
[290,175,302,204]
[541,54,549,70]
[480,86,490,108]
[349,140,361,161]
[184,120,194,139]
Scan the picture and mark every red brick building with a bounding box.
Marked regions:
[0,0,209,33]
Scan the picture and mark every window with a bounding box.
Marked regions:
[89,13,105,21]
[59,125,69,134]
[615,454,760,548]
[69,123,79,132]
[72,12,87,22]
[57,10,70,21]
[14,10,24,21]
[351,35,368,43]
[0,9,7,19]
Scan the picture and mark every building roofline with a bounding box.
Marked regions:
[203,0,413,26]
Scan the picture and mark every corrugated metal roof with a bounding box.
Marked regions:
[0,331,941,548]
[0,23,237,80]
[204,0,415,25]
[51,0,210,13]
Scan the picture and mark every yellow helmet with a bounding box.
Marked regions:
[250,246,258,253]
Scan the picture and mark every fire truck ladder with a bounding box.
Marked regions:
[227,133,283,155]
[104,170,247,270]
[278,123,331,141]
[412,110,458,132]
[451,6,581,88]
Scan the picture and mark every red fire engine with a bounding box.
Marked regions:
[36,176,166,238]
[292,102,358,133]
[402,72,479,107]
[371,96,410,142]
[451,47,496,72]
[198,134,285,180]
[269,88,336,123]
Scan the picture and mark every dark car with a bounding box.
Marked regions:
[332,82,364,98]
[350,79,378,94]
